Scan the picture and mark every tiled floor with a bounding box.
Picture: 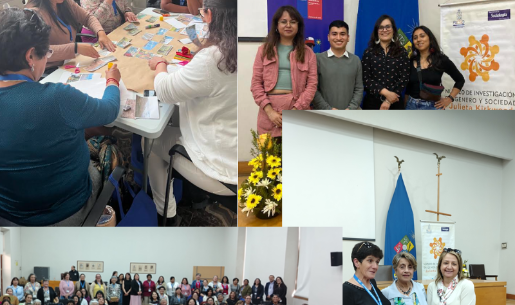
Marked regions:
[237,175,282,227]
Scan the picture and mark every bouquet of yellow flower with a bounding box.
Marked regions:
[462,259,469,278]
[238,131,282,218]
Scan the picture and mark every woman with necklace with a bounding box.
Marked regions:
[342,242,390,305]
[427,249,475,305]
[107,276,121,305]
[91,275,107,300]
[60,273,75,299]
[24,274,40,299]
[381,252,427,305]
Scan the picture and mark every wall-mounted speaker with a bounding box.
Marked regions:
[330,252,342,266]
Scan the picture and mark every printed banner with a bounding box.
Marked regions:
[420,221,456,280]
[267,0,343,53]
[441,1,515,110]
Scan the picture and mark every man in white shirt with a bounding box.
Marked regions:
[264,275,275,303]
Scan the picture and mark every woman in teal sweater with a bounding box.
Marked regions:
[0,8,121,226]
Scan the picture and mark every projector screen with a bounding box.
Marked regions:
[282,111,376,240]
[238,0,268,38]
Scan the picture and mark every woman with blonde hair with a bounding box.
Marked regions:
[381,252,427,305]
[427,248,476,305]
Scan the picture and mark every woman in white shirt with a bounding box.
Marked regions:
[427,248,476,305]
[166,278,179,298]
[382,252,427,305]
[147,0,237,226]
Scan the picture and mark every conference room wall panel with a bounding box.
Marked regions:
[500,160,515,294]
[19,228,238,282]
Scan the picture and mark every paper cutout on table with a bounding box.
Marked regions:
[69,78,106,99]
[143,41,158,50]
[152,8,171,15]
[58,72,101,84]
[135,96,160,119]
[165,17,188,29]
[168,26,181,32]
[175,14,197,26]
[117,80,132,119]
[129,28,142,36]
[116,37,132,48]
[156,28,168,35]
[146,16,158,23]
[157,45,173,56]
[121,98,136,119]
[124,23,137,30]
[97,49,112,57]
[84,56,116,72]
[135,49,155,60]
[136,13,147,19]
[142,33,155,41]
[180,23,208,38]
[124,46,139,57]
[179,38,192,44]
[160,36,174,45]
[185,24,202,47]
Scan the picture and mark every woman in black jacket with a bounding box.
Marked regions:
[272,277,286,304]
[130,274,142,305]
[37,280,56,305]
[251,279,263,304]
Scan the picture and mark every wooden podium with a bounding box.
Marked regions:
[376,279,507,305]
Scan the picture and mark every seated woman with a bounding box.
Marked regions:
[160,0,202,15]
[37,280,57,305]
[76,291,88,305]
[169,288,185,305]
[4,290,19,305]
[80,0,137,43]
[427,248,475,305]
[25,0,116,70]
[19,293,32,305]
[342,242,390,305]
[149,292,160,305]
[147,0,237,225]
[381,252,427,305]
[0,8,121,226]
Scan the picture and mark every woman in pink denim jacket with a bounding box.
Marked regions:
[251,5,317,139]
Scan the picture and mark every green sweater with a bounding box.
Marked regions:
[312,50,364,110]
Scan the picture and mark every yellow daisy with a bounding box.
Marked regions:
[266,155,281,168]
[246,194,262,209]
[267,167,282,180]
[258,133,273,149]
[272,184,282,201]
[248,171,263,184]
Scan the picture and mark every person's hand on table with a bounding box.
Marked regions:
[125,12,138,22]
[149,57,168,70]
[98,31,116,52]
[106,64,121,85]
[77,43,100,58]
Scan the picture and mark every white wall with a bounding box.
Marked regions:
[1,227,21,295]
[500,159,515,294]
[237,0,484,162]
[19,228,238,282]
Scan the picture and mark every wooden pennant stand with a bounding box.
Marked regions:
[425,153,452,221]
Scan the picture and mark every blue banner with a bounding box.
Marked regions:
[384,173,417,280]
[267,0,344,53]
[355,0,419,58]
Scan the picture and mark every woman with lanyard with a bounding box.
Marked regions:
[342,242,390,305]
[381,252,427,305]
[142,275,156,305]
[178,279,190,299]
[122,274,132,305]
[427,249,475,305]
[91,275,106,301]
[60,273,75,299]
[24,275,40,299]
[155,278,165,292]
[251,279,263,305]
[168,288,185,305]
[219,277,230,302]
[25,0,116,70]
[80,0,137,43]
[8,278,24,302]
[130,274,142,305]
[107,277,121,305]
[37,280,56,305]
[76,275,90,298]
[160,0,202,15]
[81,289,91,305]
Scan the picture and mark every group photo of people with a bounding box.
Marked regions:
[0,0,237,226]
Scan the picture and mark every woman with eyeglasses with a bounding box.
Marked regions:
[405,26,465,110]
[427,249,476,305]
[251,5,317,140]
[160,0,202,14]
[362,15,409,110]
[25,0,116,70]
[0,8,121,227]
[24,274,40,299]
[147,0,237,225]
[342,242,390,305]
[381,252,427,305]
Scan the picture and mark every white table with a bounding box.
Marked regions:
[41,68,176,193]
